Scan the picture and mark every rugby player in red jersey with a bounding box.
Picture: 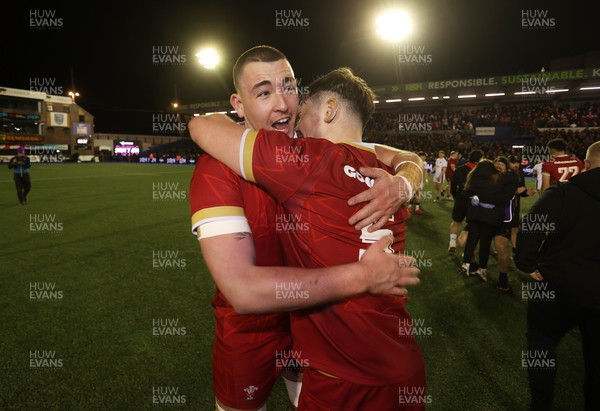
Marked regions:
[190,67,426,410]
[541,138,584,193]
[190,46,423,411]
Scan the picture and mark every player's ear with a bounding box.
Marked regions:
[324,98,338,124]
[230,94,245,119]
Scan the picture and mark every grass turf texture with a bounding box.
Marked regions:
[1,163,584,410]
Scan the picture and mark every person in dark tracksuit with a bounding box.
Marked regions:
[458,159,517,281]
[515,141,600,411]
[8,147,31,205]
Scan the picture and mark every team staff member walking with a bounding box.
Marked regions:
[515,141,600,411]
[8,147,31,205]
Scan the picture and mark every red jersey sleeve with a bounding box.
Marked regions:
[189,155,250,238]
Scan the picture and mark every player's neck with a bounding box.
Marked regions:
[324,128,362,144]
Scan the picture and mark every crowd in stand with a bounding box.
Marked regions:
[365,101,600,164]
[367,101,600,135]
[142,102,600,164]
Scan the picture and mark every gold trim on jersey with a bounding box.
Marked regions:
[191,206,245,228]
[241,129,258,183]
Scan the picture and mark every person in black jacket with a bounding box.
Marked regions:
[448,150,483,253]
[515,140,600,411]
[458,159,518,281]
[8,147,31,205]
[508,155,536,248]
[493,156,530,291]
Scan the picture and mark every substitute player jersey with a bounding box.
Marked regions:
[239,129,423,386]
[190,154,288,330]
[542,155,584,185]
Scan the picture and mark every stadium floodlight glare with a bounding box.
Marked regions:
[442,96,450,99]
[432,96,439,100]
[172,102,179,108]
[230,110,237,114]
[514,91,535,95]
[376,10,412,42]
[485,93,505,97]
[408,97,425,101]
[193,113,200,117]
[196,48,220,70]
[373,100,380,104]
[545,88,569,93]
[385,98,402,103]
[458,94,476,99]
[580,86,600,90]
[68,91,80,101]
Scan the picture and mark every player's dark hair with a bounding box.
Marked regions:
[465,159,501,190]
[233,45,288,92]
[508,155,520,164]
[547,138,567,152]
[467,150,483,163]
[306,67,375,130]
[418,151,427,157]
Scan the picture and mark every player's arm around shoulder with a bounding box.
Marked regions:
[199,231,262,314]
[199,232,420,314]
[188,114,245,175]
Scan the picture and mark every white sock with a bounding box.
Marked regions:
[284,377,302,408]
[450,234,457,242]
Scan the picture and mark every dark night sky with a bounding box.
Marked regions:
[3,0,598,134]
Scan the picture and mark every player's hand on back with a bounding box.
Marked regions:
[348,167,403,232]
[360,236,420,296]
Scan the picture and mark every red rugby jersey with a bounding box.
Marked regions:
[190,154,288,333]
[542,155,584,185]
[240,129,423,385]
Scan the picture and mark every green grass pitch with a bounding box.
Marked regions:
[1,163,584,410]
